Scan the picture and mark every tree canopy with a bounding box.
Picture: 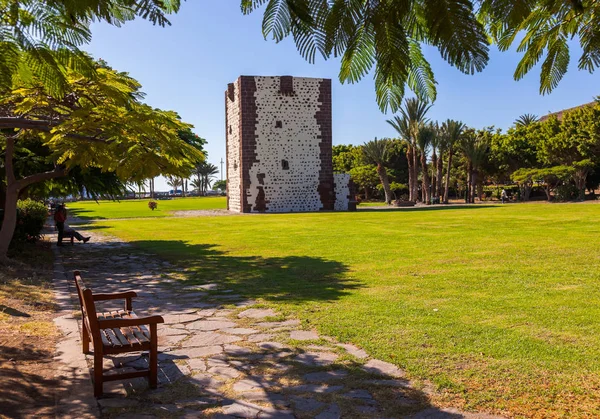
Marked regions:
[242,0,600,112]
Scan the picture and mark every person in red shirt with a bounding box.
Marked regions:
[53,204,90,245]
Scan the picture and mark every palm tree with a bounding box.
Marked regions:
[194,162,219,195]
[388,98,431,202]
[166,175,181,195]
[362,138,393,204]
[441,119,466,204]
[416,125,434,204]
[461,132,489,203]
[515,113,539,126]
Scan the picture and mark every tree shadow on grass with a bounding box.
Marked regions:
[125,240,358,305]
[357,204,500,213]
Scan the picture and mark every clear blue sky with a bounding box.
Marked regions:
[86,2,599,191]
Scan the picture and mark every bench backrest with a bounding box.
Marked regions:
[73,271,101,346]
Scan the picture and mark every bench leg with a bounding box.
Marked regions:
[149,324,158,389]
[70,236,74,245]
[82,325,90,354]
[94,352,104,397]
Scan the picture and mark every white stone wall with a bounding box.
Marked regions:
[226,83,241,212]
[334,173,351,211]
[246,77,325,212]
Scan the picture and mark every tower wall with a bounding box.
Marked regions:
[225,76,335,213]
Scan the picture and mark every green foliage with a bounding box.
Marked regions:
[212,179,226,191]
[515,113,539,126]
[13,198,47,242]
[332,144,361,173]
[0,0,182,95]
[348,165,379,190]
[242,0,488,112]
[480,0,600,95]
[1,59,202,181]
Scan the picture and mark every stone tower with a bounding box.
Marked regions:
[225,76,347,213]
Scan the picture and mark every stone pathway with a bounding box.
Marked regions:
[53,231,504,419]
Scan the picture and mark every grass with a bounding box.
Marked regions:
[89,203,600,417]
[66,196,226,219]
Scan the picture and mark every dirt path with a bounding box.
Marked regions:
[53,230,504,419]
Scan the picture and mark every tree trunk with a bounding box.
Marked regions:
[431,150,437,199]
[444,147,453,204]
[466,163,472,203]
[364,186,370,201]
[436,155,443,203]
[406,147,413,202]
[412,143,419,202]
[471,170,477,203]
[377,164,393,204]
[420,153,430,204]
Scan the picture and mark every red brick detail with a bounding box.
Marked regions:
[254,186,268,212]
[225,90,230,210]
[239,76,260,213]
[316,79,334,210]
[280,76,294,95]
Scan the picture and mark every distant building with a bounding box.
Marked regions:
[539,101,597,122]
[225,75,351,213]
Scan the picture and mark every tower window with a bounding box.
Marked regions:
[275,121,282,128]
[281,160,289,170]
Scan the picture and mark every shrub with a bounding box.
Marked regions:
[555,183,578,202]
[14,199,48,242]
[148,200,158,211]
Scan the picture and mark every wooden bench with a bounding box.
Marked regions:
[73,271,164,397]
[61,232,75,245]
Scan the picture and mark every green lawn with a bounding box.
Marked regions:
[93,203,600,417]
[66,196,226,219]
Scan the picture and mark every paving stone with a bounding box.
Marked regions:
[222,401,262,418]
[158,363,190,384]
[293,351,338,367]
[158,326,190,336]
[362,359,405,378]
[212,294,242,300]
[187,320,237,331]
[169,345,223,358]
[258,342,287,350]
[177,291,208,298]
[345,389,373,400]
[365,379,412,388]
[241,393,289,407]
[355,405,379,414]
[315,403,341,419]
[186,332,241,347]
[195,283,219,291]
[302,370,348,382]
[208,365,242,379]
[224,344,255,356]
[197,309,217,317]
[158,334,187,347]
[187,358,207,372]
[288,384,344,394]
[290,330,319,341]
[292,396,326,411]
[233,379,272,393]
[248,333,275,342]
[97,398,140,408]
[336,343,368,359]
[162,313,200,325]
[306,345,333,351]
[188,373,225,390]
[222,328,259,335]
[238,308,277,319]
[256,320,300,329]
[257,407,295,419]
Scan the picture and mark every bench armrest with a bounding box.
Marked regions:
[97,315,165,329]
[93,291,138,301]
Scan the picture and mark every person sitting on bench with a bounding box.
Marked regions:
[54,204,90,245]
